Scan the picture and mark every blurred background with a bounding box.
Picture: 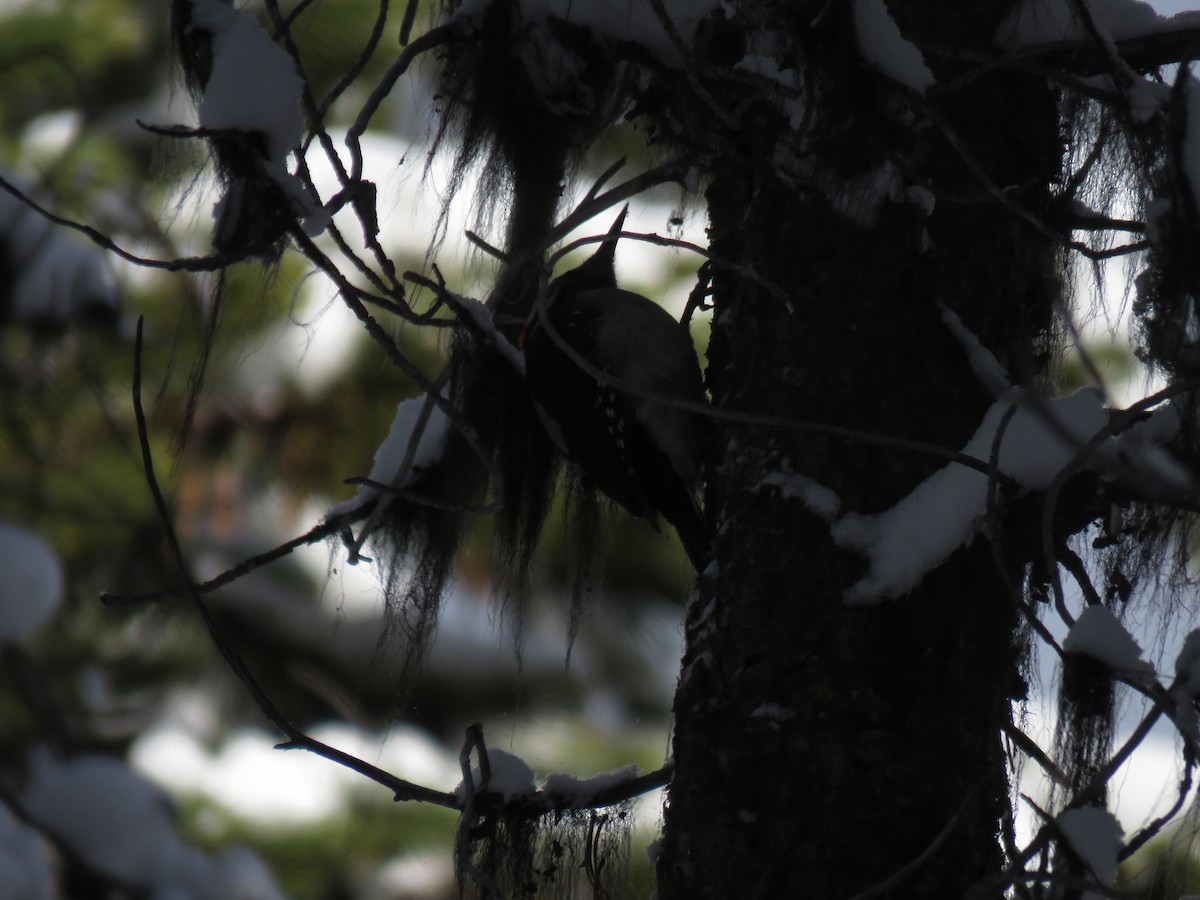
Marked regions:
[0,1,707,896]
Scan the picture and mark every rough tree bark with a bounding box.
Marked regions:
[656,2,1062,895]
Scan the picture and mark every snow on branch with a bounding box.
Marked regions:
[176,0,325,254]
[1171,630,1200,741]
[189,0,306,170]
[1062,605,1156,683]
[853,0,936,93]
[403,272,526,375]
[328,394,451,522]
[991,0,1200,78]
[774,313,1196,605]
[832,387,1110,604]
[996,0,1166,48]
[542,765,642,806]
[939,306,1012,397]
[457,748,537,802]
[1054,806,1123,892]
[20,750,285,897]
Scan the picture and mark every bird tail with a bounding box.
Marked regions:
[670,495,713,573]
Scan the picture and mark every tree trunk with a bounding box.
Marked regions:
[657,3,1062,896]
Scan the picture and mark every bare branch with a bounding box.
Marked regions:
[547,161,690,247]
[846,781,985,900]
[1017,24,1200,75]
[316,0,394,117]
[1040,380,1200,624]
[466,230,508,261]
[100,514,351,606]
[456,724,503,899]
[126,316,458,809]
[399,0,420,46]
[0,171,231,273]
[1120,747,1195,860]
[1002,723,1069,787]
[346,24,460,184]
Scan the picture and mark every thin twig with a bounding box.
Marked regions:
[1002,723,1069,786]
[580,156,629,207]
[466,230,509,261]
[547,228,708,271]
[285,0,319,27]
[100,514,349,606]
[399,0,420,46]
[347,24,459,184]
[1058,545,1103,610]
[645,0,740,129]
[0,172,230,273]
[846,781,984,900]
[546,161,689,248]
[127,316,458,808]
[1120,747,1194,860]
[1040,380,1200,624]
[317,0,393,118]
[457,724,505,900]
[969,699,1168,897]
[289,225,508,508]
[264,0,405,288]
[913,98,1150,263]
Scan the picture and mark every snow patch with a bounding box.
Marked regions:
[0,800,53,900]
[759,469,841,521]
[327,394,450,518]
[19,751,218,892]
[905,185,937,217]
[1126,76,1170,123]
[825,162,904,228]
[750,703,796,721]
[996,0,1165,47]
[1175,629,1200,695]
[1063,606,1155,681]
[0,523,63,645]
[1056,806,1122,889]
[453,293,525,374]
[834,388,1109,602]
[190,0,304,164]
[854,0,936,92]
[362,397,450,492]
[22,752,176,884]
[186,0,319,227]
[940,306,1012,397]
[1173,629,1200,739]
[542,765,639,804]
[1111,402,1196,498]
[457,748,536,801]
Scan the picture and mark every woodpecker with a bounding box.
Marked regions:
[521,209,712,570]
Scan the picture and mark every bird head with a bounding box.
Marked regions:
[520,206,629,348]
[548,205,628,300]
